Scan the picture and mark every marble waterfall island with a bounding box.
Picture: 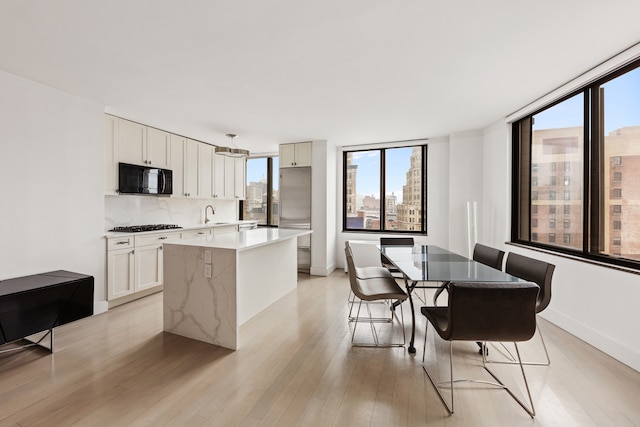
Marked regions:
[162,228,312,350]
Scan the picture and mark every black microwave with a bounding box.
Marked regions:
[118,163,173,195]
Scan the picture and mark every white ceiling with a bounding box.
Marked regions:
[1,0,639,154]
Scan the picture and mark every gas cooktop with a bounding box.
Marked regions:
[109,224,182,233]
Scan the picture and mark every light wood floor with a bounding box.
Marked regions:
[1,271,639,426]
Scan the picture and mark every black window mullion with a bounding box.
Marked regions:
[380,149,386,230]
[266,157,273,226]
[588,87,602,254]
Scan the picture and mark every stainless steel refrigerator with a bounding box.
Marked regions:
[279,167,311,272]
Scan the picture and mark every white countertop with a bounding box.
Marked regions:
[104,220,258,238]
[163,228,312,251]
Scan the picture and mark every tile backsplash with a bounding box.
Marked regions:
[105,195,237,230]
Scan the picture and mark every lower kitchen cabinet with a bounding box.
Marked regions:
[107,247,134,300]
[134,244,163,292]
[106,231,180,304]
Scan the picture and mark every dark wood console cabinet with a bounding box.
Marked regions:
[0,270,94,352]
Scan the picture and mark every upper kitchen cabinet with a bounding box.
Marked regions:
[146,127,171,169]
[280,142,311,168]
[117,118,170,169]
[105,115,118,194]
[213,154,246,200]
[213,153,226,199]
[170,134,186,198]
[234,157,246,200]
[198,142,213,198]
[184,139,200,198]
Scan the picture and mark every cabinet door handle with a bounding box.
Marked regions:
[116,240,130,245]
[159,246,163,250]
[131,250,135,254]
[159,237,168,240]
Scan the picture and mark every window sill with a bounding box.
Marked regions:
[506,241,640,276]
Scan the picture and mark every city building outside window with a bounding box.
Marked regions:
[343,144,427,232]
[512,57,640,269]
[241,156,279,226]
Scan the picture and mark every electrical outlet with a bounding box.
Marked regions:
[205,250,212,264]
[204,264,212,278]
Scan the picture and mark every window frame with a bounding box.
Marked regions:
[511,58,640,271]
[239,156,279,227]
[342,144,428,234]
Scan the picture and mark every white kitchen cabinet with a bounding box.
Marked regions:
[234,157,246,200]
[198,143,213,198]
[105,115,118,195]
[212,154,245,200]
[106,231,180,302]
[146,127,171,169]
[116,118,170,169]
[224,156,235,199]
[213,153,226,199]
[170,134,186,198]
[279,142,311,168]
[184,139,199,198]
[134,244,163,291]
[181,228,211,239]
[117,119,146,166]
[107,239,135,300]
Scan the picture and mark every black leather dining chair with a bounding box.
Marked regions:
[492,252,555,366]
[472,243,506,270]
[433,243,506,304]
[345,244,408,347]
[421,281,540,417]
[379,237,415,277]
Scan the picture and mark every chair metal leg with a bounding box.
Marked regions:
[485,324,551,366]
[423,335,536,417]
[482,342,536,418]
[351,298,405,348]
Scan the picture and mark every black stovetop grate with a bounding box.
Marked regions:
[109,224,182,233]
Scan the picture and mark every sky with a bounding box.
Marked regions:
[350,146,414,202]
[246,157,278,189]
[533,66,640,134]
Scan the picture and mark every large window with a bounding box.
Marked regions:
[241,156,279,226]
[343,144,427,232]
[512,59,640,270]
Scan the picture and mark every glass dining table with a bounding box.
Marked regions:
[378,244,522,354]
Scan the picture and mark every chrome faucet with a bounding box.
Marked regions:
[204,205,216,224]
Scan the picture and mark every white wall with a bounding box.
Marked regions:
[481,118,640,372]
[310,140,337,276]
[481,121,512,250]
[448,131,484,257]
[0,69,106,311]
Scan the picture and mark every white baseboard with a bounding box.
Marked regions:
[542,309,639,372]
[310,263,337,277]
[93,300,109,315]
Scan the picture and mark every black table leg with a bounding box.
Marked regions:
[404,276,417,354]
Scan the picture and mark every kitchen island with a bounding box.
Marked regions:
[162,228,312,350]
